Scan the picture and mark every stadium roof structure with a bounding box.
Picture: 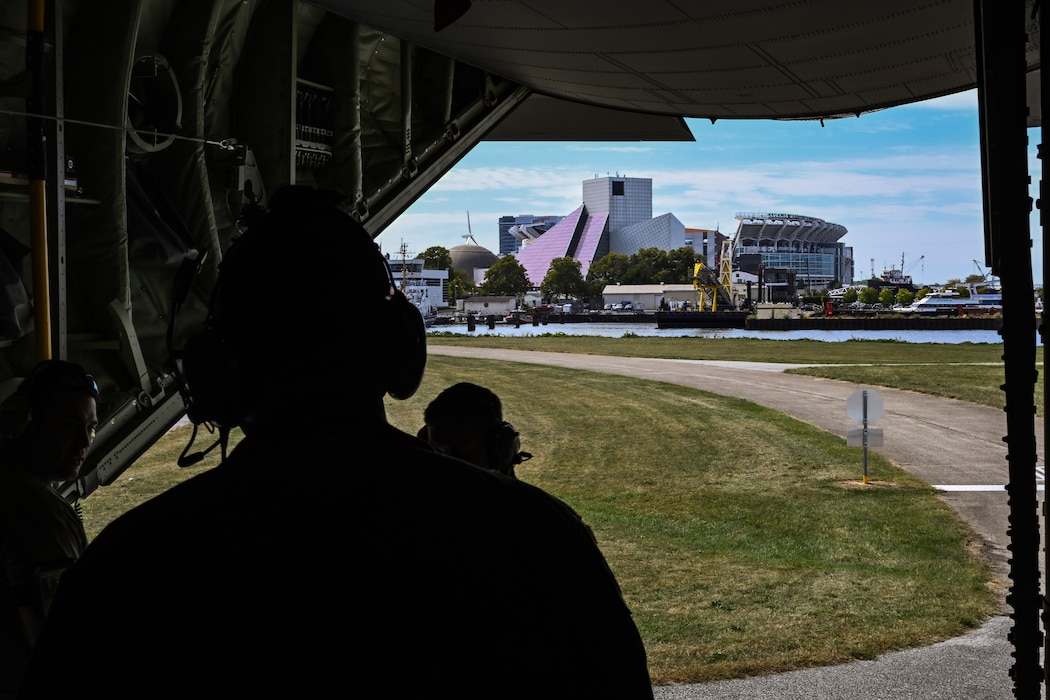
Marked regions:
[734,213,849,248]
[508,223,550,244]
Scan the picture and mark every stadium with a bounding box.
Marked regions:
[732,212,854,295]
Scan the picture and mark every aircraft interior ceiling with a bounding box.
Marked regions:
[0,1,1046,690]
[323,0,1040,123]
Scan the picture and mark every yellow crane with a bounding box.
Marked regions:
[692,240,735,311]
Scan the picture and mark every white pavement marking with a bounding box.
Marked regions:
[934,485,1006,491]
[935,465,1046,491]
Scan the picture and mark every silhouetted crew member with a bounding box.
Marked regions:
[421,382,531,478]
[17,186,653,699]
[0,360,97,699]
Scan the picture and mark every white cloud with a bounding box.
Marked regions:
[382,90,1036,286]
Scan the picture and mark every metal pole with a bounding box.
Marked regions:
[26,0,51,360]
[1040,0,1050,692]
[862,390,869,485]
[974,1,1042,695]
[1037,0,1050,696]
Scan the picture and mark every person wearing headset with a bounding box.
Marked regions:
[0,360,97,700]
[420,382,531,478]
[18,186,653,699]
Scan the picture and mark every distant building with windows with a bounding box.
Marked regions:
[689,228,730,274]
[383,253,449,315]
[515,175,706,286]
[449,236,499,286]
[499,215,564,254]
[731,212,853,292]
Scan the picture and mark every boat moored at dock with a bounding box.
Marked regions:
[902,292,1002,314]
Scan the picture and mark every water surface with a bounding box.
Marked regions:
[430,322,1014,344]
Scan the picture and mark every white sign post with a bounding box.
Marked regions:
[846,388,884,484]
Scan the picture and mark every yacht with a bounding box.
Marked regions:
[904,291,1002,313]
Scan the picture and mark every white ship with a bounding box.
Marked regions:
[902,291,1002,313]
[402,283,439,326]
[391,243,447,326]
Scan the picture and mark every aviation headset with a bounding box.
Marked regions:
[490,420,527,477]
[178,186,427,432]
[416,419,525,476]
[421,382,530,476]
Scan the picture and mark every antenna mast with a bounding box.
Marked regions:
[398,240,409,291]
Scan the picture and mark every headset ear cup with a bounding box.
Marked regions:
[181,328,242,427]
[384,290,427,400]
[491,422,521,475]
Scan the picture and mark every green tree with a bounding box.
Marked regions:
[421,246,452,272]
[540,256,586,300]
[801,288,828,305]
[859,287,879,305]
[940,277,970,295]
[447,271,476,303]
[481,255,532,297]
[588,247,696,286]
[586,252,631,286]
[878,288,895,306]
[964,273,986,287]
[623,248,669,284]
[581,278,607,301]
[665,246,699,283]
[842,288,858,303]
[896,288,915,306]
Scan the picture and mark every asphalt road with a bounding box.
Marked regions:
[427,346,1046,699]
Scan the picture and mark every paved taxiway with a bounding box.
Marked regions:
[428,346,1045,699]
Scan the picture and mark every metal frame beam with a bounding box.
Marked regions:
[975,1,1042,696]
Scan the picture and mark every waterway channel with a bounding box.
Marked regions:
[428,322,1020,344]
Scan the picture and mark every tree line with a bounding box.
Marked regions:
[420,245,702,303]
[419,245,1010,307]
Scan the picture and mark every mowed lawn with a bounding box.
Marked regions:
[428,333,1043,415]
[385,355,998,684]
[80,339,1006,685]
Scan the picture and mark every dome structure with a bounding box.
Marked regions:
[450,236,499,280]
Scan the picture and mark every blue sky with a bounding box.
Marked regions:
[376,89,1041,288]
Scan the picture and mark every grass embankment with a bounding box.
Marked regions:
[79,338,1002,686]
[428,333,1045,416]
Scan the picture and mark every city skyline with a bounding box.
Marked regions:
[376,88,1043,288]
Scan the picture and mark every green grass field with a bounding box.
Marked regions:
[428,333,1043,415]
[79,336,1010,685]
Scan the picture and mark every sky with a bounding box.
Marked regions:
[375,89,1042,288]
